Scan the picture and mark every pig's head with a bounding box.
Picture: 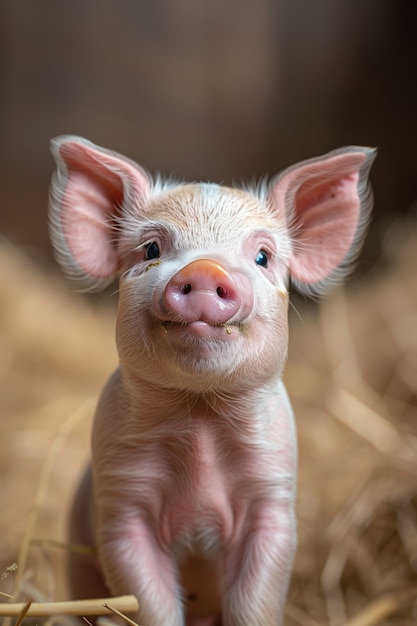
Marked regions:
[49,137,375,392]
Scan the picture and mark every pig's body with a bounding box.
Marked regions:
[70,372,296,626]
[49,137,375,626]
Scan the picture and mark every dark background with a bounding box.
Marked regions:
[2,0,417,271]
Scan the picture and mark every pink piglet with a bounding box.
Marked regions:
[49,136,375,626]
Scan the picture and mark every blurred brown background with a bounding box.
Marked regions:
[2,2,417,623]
[2,0,417,268]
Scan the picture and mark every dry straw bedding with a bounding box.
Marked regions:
[0,219,416,625]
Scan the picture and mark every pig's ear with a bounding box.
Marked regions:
[49,135,151,291]
[269,146,376,296]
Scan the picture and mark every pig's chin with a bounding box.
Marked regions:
[155,319,245,373]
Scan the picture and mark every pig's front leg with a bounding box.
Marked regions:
[97,514,184,626]
[223,501,296,626]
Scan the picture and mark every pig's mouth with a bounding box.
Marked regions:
[159,319,242,340]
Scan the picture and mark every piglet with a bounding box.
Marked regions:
[49,136,375,626]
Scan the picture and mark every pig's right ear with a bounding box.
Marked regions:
[49,135,151,291]
[269,146,376,296]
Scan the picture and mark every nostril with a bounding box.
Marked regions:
[181,284,230,298]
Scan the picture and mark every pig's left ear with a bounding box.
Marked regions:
[49,135,151,291]
[269,146,376,296]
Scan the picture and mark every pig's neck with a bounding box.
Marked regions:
[118,367,284,441]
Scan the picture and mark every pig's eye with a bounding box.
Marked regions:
[144,241,160,260]
[255,249,269,267]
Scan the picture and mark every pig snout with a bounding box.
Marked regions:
[164,259,245,325]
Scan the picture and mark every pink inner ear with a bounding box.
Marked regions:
[289,170,361,284]
[62,167,123,279]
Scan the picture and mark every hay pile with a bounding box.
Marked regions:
[0,220,416,625]
[0,241,117,604]
[286,219,417,625]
